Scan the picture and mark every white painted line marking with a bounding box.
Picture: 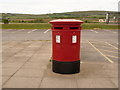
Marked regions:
[105,30,117,34]
[87,40,114,63]
[44,29,50,34]
[106,55,118,58]
[105,42,118,49]
[113,32,117,33]
[100,49,118,53]
[90,30,98,33]
[12,29,25,33]
[89,40,105,43]
[27,29,37,33]
[94,31,98,33]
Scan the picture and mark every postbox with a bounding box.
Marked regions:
[50,19,83,74]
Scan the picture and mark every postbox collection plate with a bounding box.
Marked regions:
[72,35,77,43]
[56,35,60,43]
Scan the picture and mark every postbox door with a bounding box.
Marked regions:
[52,31,80,62]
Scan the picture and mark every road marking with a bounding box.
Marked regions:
[100,49,118,53]
[44,29,50,33]
[90,30,98,33]
[92,44,117,49]
[106,55,118,58]
[94,31,98,33]
[105,30,110,32]
[89,41,105,43]
[27,29,37,33]
[113,31,117,33]
[105,42,118,49]
[90,30,93,32]
[87,40,114,63]
[105,30,117,33]
[12,29,25,33]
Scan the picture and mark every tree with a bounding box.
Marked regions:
[2,18,10,24]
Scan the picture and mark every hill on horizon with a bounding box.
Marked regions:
[1,10,119,23]
[1,10,118,18]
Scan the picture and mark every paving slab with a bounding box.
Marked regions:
[5,55,30,63]
[40,77,77,88]
[76,78,117,88]
[13,68,44,78]
[2,68,18,76]
[15,51,36,57]
[2,41,20,48]
[40,63,77,88]
[3,77,41,88]
[3,62,24,68]
[22,62,48,70]
[110,78,118,87]
[2,76,10,85]
[75,63,109,78]
[2,39,118,88]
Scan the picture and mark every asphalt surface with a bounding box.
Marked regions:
[2,29,118,42]
[2,29,118,88]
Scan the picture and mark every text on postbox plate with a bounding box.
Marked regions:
[56,35,60,43]
[72,35,77,43]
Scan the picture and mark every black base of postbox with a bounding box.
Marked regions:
[52,60,80,74]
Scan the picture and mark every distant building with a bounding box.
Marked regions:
[99,19,105,22]
[105,12,120,24]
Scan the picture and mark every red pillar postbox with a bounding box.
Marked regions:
[50,19,83,74]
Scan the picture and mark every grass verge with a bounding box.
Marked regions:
[2,23,118,30]
[82,23,118,30]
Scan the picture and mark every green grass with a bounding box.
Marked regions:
[2,23,118,30]
[82,23,118,30]
[2,23,51,29]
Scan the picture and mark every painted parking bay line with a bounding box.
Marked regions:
[105,30,117,34]
[100,49,118,53]
[90,30,98,33]
[44,29,50,34]
[87,40,114,63]
[105,42,118,49]
[106,55,118,59]
[12,29,25,33]
[27,29,37,33]
[113,32,117,33]
[94,30,98,33]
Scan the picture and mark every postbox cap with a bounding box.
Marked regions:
[50,19,83,24]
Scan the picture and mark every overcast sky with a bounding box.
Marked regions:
[0,0,119,14]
